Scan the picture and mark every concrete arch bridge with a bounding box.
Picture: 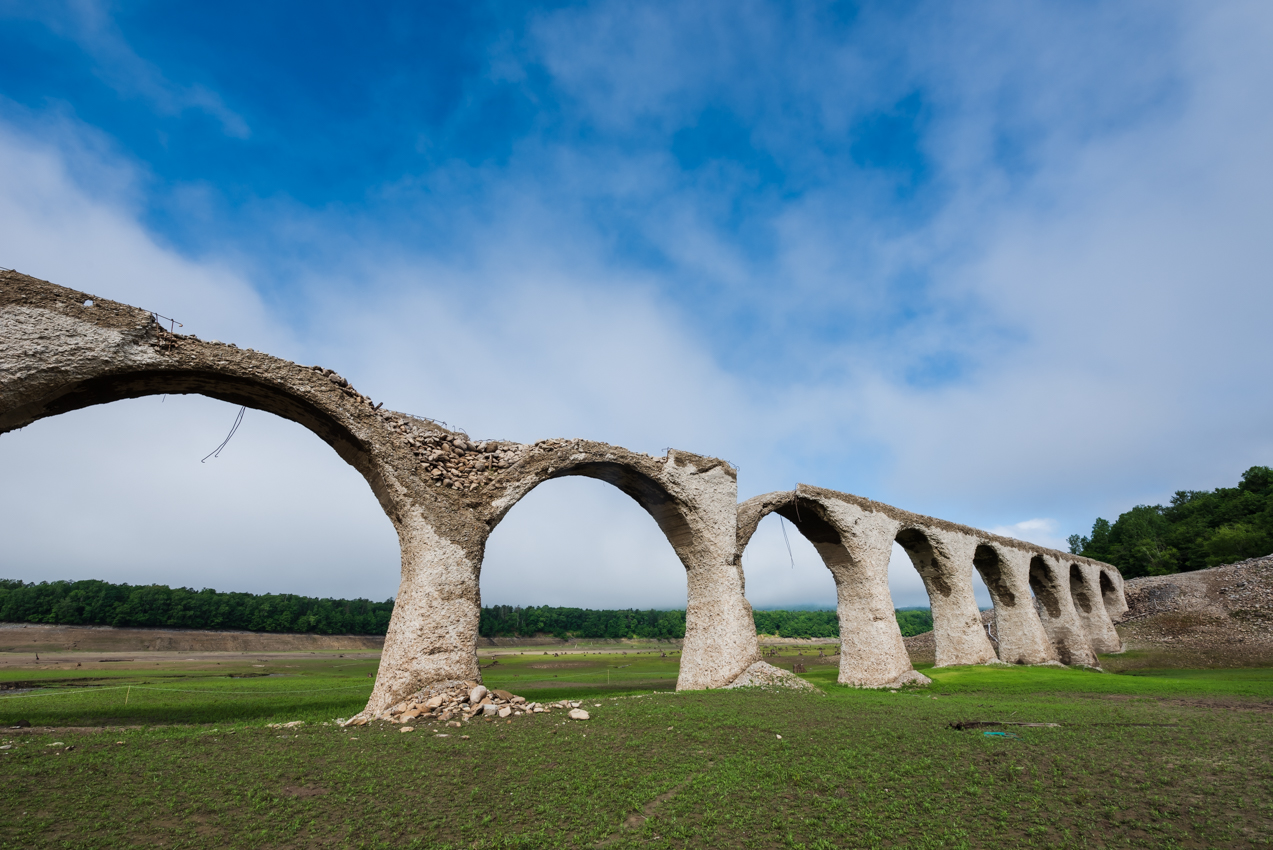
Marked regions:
[0,271,1127,715]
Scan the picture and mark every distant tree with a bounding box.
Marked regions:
[1071,466,1273,577]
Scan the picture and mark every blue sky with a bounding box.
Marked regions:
[2,1,1271,610]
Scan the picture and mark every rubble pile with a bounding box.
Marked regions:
[1122,554,1273,621]
[1112,554,1273,667]
[343,682,589,726]
[406,433,528,492]
[308,365,377,407]
[367,411,532,493]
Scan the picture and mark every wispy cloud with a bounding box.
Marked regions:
[2,0,249,138]
[1,2,1270,609]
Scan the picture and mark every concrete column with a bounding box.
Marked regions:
[820,501,927,687]
[672,459,761,690]
[983,547,1057,664]
[1070,564,1123,654]
[898,529,999,667]
[366,514,483,714]
[1097,567,1129,620]
[680,551,762,690]
[1029,555,1098,666]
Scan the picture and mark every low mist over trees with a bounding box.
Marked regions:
[1069,466,1273,578]
[0,579,936,638]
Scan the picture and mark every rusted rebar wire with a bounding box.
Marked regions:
[201,406,246,462]
[779,515,797,570]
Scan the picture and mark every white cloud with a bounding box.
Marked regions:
[0,122,396,598]
[3,1,1272,615]
[987,519,1067,553]
[0,119,277,348]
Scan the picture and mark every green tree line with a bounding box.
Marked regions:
[0,578,937,639]
[481,605,934,639]
[0,579,394,634]
[1068,465,1273,578]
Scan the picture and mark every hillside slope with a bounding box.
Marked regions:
[1111,554,1273,668]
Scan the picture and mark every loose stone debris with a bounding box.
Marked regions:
[723,661,821,692]
[345,681,591,727]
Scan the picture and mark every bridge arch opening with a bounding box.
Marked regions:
[0,394,401,603]
[971,543,1013,655]
[1028,555,1062,619]
[888,538,992,608]
[894,528,948,596]
[737,502,840,640]
[482,474,690,613]
[1098,570,1119,612]
[734,492,920,685]
[1069,564,1094,614]
[972,544,1014,606]
[478,472,693,690]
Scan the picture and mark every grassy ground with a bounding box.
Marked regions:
[1,647,1270,849]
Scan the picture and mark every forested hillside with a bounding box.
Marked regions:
[1069,465,1273,578]
[0,578,936,638]
[0,579,394,635]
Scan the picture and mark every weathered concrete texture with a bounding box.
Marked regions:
[1029,555,1100,666]
[738,485,1121,675]
[738,490,921,687]
[896,527,1000,667]
[982,548,1058,665]
[1069,564,1124,653]
[485,443,760,695]
[0,271,758,713]
[1,271,1126,711]
[1097,566,1129,621]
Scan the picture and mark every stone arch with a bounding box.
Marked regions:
[1099,570,1117,604]
[973,543,1014,607]
[488,460,694,554]
[9,367,389,500]
[1,276,492,713]
[971,543,1056,665]
[1070,563,1123,654]
[4,271,1133,711]
[735,490,924,688]
[1098,568,1129,620]
[1028,555,1097,666]
[485,447,757,692]
[1028,555,1063,619]
[894,526,998,667]
[1069,564,1094,613]
[0,294,400,518]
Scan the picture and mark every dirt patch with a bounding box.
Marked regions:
[280,785,329,798]
[1162,697,1273,713]
[1107,555,1273,670]
[0,623,384,654]
[903,631,935,665]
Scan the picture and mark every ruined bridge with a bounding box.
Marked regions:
[1,271,1127,713]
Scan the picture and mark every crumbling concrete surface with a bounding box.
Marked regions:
[736,486,1125,682]
[0,271,1127,715]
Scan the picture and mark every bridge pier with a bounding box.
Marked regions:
[366,515,484,715]
[1070,563,1123,654]
[1029,555,1099,666]
[980,547,1058,664]
[897,528,999,667]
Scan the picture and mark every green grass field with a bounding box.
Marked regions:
[2,647,1270,849]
